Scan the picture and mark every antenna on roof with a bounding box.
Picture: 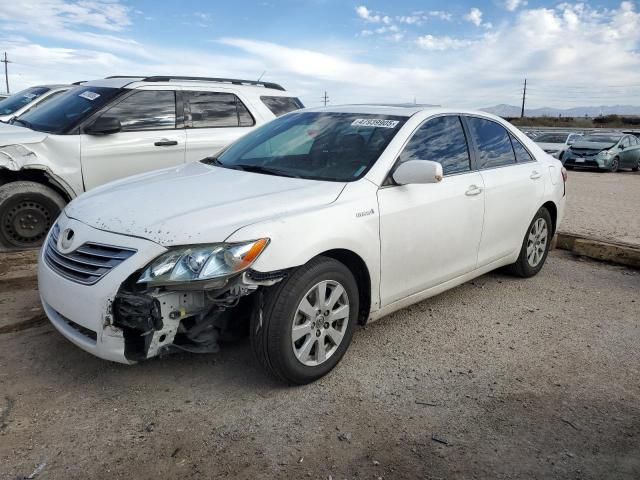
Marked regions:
[257,70,266,82]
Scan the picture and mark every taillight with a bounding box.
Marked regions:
[561,167,568,182]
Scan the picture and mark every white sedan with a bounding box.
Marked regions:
[38,106,567,384]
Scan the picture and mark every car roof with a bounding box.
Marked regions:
[80,76,290,94]
[301,104,507,120]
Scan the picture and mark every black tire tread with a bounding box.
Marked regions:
[0,181,66,248]
[505,207,552,278]
[250,256,357,384]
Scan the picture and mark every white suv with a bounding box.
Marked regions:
[0,76,303,248]
[38,105,566,384]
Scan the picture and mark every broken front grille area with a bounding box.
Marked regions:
[44,224,137,285]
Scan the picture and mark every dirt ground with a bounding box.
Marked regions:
[563,170,640,246]
[1,250,639,480]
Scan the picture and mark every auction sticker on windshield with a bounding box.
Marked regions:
[79,91,101,101]
[352,118,399,128]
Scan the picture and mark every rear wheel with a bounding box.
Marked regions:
[250,256,359,384]
[0,181,65,249]
[506,207,552,278]
[632,159,639,172]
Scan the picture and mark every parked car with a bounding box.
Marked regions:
[563,133,640,172]
[534,131,582,159]
[0,85,72,123]
[38,106,566,384]
[0,76,303,248]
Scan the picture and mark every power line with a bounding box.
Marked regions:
[1,52,10,94]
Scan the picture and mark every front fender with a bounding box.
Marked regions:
[226,180,382,310]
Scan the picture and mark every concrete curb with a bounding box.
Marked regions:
[555,232,640,269]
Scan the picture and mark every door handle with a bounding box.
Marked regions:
[154,139,178,147]
[530,170,542,180]
[465,185,483,196]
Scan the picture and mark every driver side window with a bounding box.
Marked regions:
[397,116,471,175]
[99,90,177,132]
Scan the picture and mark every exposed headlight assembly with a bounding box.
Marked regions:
[597,149,613,158]
[137,239,269,286]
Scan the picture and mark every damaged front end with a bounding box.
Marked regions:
[109,240,285,361]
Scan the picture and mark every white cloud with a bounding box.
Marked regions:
[0,0,131,32]
[503,0,528,12]
[428,11,453,21]
[355,5,381,23]
[464,8,484,27]
[416,35,475,51]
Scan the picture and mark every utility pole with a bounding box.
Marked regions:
[321,91,329,107]
[1,52,10,94]
[520,78,527,118]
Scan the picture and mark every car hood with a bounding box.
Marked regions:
[536,142,565,150]
[0,123,48,146]
[570,141,616,151]
[65,161,347,246]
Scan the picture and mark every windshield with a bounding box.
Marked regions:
[581,135,621,144]
[536,133,569,143]
[16,86,122,134]
[212,112,407,182]
[0,87,50,116]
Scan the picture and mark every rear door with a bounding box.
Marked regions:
[183,90,258,163]
[465,116,545,267]
[378,115,485,305]
[80,88,186,190]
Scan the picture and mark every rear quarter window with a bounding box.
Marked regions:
[261,96,304,117]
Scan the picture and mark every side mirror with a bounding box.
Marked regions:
[392,160,443,185]
[619,144,625,150]
[86,116,121,135]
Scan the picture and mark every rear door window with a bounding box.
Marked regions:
[261,96,304,117]
[184,91,255,128]
[510,134,535,163]
[101,90,176,131]
[397,115,471,175]
[466,117,516,169]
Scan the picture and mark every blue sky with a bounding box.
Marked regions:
[0,0,639,108]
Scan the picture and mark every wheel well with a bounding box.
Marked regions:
[541,201,557,235]
[0,168,72,203]
[320,249,371,325]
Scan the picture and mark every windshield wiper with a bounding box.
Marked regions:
[232,164,301,178]
[201,156,224,166]
[12,118,32,129]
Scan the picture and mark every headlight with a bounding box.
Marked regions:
[597,150,612,158]
[137,239,269,285]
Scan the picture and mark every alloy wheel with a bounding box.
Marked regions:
[291,280,350,367]
[526,218,548,267]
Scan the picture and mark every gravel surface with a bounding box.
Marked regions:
[1,250,639,479]
[563,170,640,246]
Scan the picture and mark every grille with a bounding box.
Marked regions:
[44,224,137,285]
[568,148,599,157]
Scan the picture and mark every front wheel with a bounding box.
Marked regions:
[506,207,553,278]
[609,157,620,172]
[250,256,359,384]
[0,181,66,249]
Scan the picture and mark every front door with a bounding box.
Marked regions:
[81,89,186,191]
[378,115,485,306]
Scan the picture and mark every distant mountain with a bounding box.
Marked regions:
[481,104,640,118]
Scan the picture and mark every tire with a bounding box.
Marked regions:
[565,165,574,170]
[609,157,620,173]
[0,181,66,249]
[632,159,639,172]
[250,256,359,384]
[505,207,553,278]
